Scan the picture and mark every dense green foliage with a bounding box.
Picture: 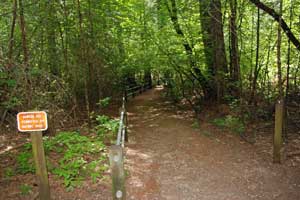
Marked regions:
[0,0,300,125]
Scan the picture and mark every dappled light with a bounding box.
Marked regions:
[1,0,300,199]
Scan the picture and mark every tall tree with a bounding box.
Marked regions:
[285,0,294,101]
[19,0,29,67]
[46,0,59,75]
[18,0,32,108]
[199,0,228,101]
[249,8,261,105]
[7,0,17,68]
[76,0,91,130]
[277,0,283,99]
[229,0,241,94]
[165,0,213,99]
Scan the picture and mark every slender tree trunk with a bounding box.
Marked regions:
[77,0,91,130]
[19,0,32,107]
[8,0,18,67]
[277,1,283,99]
[19,0,29,66]
[249,7,255,89]
[46,0,59,76]
[283,0,294,141]
[229,0,241,96]
[61,0,69,74]
[250,8,260,106]
[87,0,98,105]
[263,24,274,100]
[286,0,293,101]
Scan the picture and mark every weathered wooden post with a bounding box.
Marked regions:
[31,132,51,200]
[274,100,283,163]
[17,111,51,200]
[109,145,126,200]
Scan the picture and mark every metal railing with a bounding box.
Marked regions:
[109,83,152,200]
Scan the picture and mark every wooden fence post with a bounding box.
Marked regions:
[109,145,126,200]
[31,132,51,200]
[274,99,283,163]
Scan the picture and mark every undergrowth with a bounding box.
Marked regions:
[212,115,245,135]
[7,114,118,190]
[94,115,119,141]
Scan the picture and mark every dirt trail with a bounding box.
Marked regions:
[125,86,300,200]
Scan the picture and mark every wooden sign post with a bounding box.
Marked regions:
[17,111,50,200]
[274,100,283,163]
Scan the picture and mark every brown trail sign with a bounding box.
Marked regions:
[17,111,48,132]
[17,111,50,200]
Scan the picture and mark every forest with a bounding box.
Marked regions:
[0,0,300,199]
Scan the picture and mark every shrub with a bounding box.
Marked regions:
[212,115,245,135]
[94,115,119,140]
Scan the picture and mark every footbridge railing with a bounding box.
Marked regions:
[108,83,152,200]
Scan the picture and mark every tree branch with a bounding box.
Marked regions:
[249,0,300,51]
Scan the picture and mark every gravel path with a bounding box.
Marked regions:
[125,86,300,200]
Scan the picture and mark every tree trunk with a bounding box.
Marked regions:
[77,0,91,131]
[249,7,255,90]
[286,0,293,101]
[8,0,17,68]
[250,8,260,106]
[263,24,274,100]
[199,0,228,101]
[18,0,32,108]
[229,0,241,96]
[277,0,283,99]
[46,0,59,76]
[19,0,29,67]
